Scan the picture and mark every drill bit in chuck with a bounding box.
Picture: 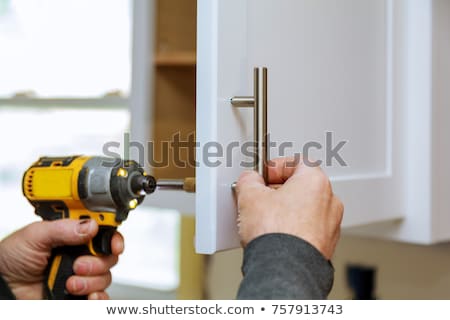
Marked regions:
[157,178,196,193]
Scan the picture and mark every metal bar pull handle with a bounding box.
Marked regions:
[231,67,268,183]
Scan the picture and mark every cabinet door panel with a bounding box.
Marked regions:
[196,0,403,254]
[249,0,387,176]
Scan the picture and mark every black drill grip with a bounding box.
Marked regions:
[45,245,90,300]
[44,226,117,300]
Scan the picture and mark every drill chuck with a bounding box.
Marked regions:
[131,175,157,195]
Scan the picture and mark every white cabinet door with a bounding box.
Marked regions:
[196,0,405,254]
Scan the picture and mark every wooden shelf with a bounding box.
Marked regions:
[153,0,196,180]
[154,51,196,67]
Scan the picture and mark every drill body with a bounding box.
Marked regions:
[23,155,156,299]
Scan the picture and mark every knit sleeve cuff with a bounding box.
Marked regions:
[238,233,334,299]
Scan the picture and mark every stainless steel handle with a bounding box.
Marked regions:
[231,67,268,183]
[262,67,268,182]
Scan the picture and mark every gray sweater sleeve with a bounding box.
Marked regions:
[237,233,334,300]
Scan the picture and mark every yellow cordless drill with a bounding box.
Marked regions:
[22,155,159,300]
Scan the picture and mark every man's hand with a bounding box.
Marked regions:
[235,157,343,260]
[0,219,124,299]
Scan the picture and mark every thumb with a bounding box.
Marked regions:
[28,219,98,249]
[235,170,266,199]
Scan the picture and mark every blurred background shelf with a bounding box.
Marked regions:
[154,51,196,67]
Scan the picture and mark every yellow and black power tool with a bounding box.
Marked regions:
[22,155,158,300]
